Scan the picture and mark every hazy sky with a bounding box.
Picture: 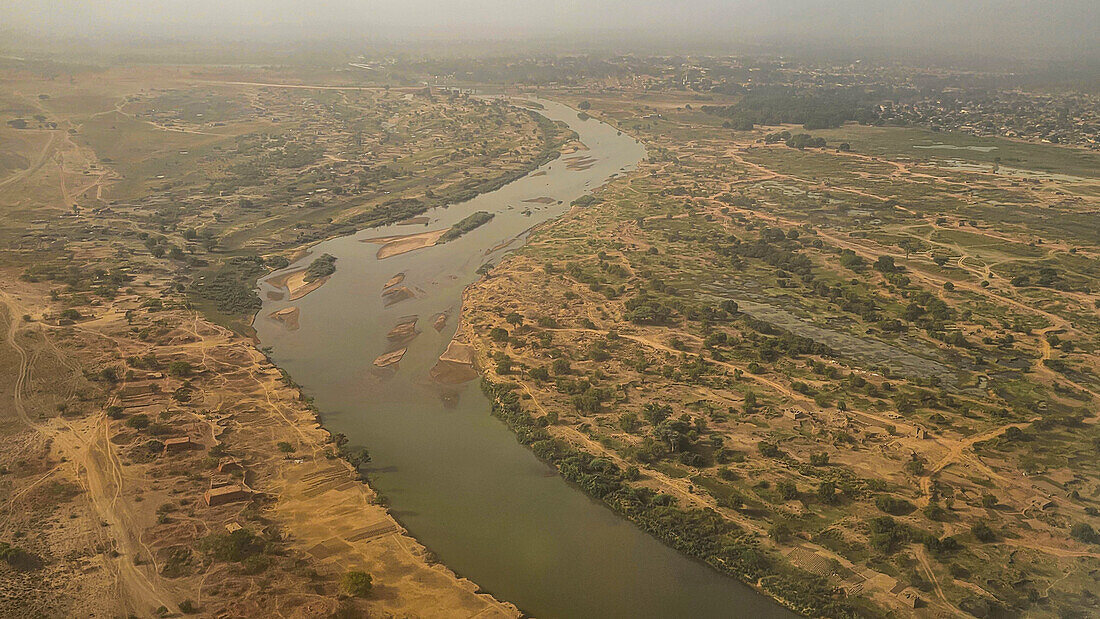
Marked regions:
[3,1,1098,60]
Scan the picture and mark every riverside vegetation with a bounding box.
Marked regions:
[0,60,571,616]
[460,88,1100,617]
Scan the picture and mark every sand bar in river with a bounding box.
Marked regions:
[362,229,448,260]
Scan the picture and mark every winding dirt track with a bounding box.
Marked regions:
[0,293,176,614]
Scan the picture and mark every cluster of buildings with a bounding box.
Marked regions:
[876,91,1098,148]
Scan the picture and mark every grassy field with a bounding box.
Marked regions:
[812,125,1100,179]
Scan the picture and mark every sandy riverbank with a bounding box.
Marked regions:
[430,340,480,384]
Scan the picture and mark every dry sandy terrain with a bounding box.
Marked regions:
[0,275,518,618]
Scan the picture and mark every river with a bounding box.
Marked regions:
[255,98,794,618]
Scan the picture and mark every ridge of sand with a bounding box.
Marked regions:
[362,229,447,259]
[266,268,329,301]
[373,347,407,368]
[430,340,479,384]
[382,285,416,307]
[387,316,420,343]
[268,306,300,330]
[432,312,449,331]
[383,272,406,290]
[564,155,598,171]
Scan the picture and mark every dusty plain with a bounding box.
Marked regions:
[0,61,569,617]
[459,90,1100,617]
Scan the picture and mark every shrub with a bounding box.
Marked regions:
[1070,522,1100,544]
[757,441,782,458]
[768,522,792,542]
[0,542,40,570]
[551,359,571,375]
[875,495,915,515]
[60,308,83,321]
[971,520,996,542]
[923,503,950,521]
[199,529,263,562]
[126,414,150,430]
[168,361,193,377]
[441,211,494,242]
[869,516,907,554]
[241,554,270,574]
[776,480,799,501]
[342,570,373,597]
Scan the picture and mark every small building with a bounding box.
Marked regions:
[204,484,251,507]
[225,522,243,533]
[163,437,194,453]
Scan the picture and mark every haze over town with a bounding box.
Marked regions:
[4,1,1099,61]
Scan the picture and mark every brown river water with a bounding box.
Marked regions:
[255,99,794,618]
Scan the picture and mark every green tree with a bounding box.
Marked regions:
[168,361,193,377]
[1071,522,1100,544]
[126,414,150,430]
[972,520,996,542]
[874,255,898,273]
[342,570,373,597]
[642,402,672,425]
[768,522,792,542]
[777,480,799,501]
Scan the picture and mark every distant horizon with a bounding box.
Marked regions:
[2,1,1097,64]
